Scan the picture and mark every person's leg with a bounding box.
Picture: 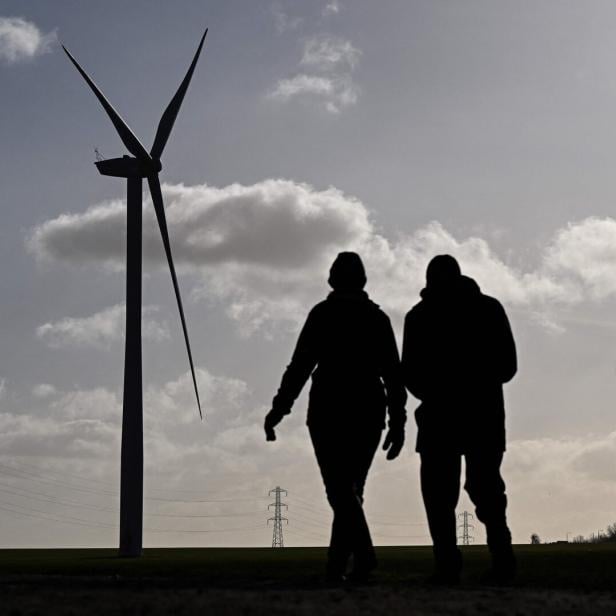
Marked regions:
[348,427,382,576]
[309,424,354,579]
[464,450,515,581]
[420,451,462,581]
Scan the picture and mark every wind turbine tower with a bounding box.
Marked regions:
[62,30,208,557]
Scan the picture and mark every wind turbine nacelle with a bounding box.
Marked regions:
[95,155,162,178]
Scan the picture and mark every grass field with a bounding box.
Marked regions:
[2,544,616,614]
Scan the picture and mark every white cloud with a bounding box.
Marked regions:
[0,379,6,400]
[0,367,253,464]
[322,1,341,17]
[0,366,294,488]
[0,364,322,547]
[36,304,170,349]
[28,181,371,270]
[301,36,360,71]
[270,3,302,33]
[543,217,616,300]
[4,375,616,547]
[27,200,127,269]
[145,369,249,426]
[268,74,358,113]
[28,179,616,335]
[267,35,361,113]
[269,74,334,100]
[32,384,57,399]
[0,17,55,65]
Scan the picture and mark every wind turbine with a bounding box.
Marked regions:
[62,30,208,557]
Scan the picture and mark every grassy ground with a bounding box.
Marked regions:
[2,545,616,615]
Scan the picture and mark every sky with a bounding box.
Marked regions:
[2,0,616,548]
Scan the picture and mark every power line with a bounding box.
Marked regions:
[285,528,327,542]
[0,459,428,543]
[287,495,427,526]
[0,464,265,504]
[0,479,265,519]
[2,459,270,495]
[0,499,264,535]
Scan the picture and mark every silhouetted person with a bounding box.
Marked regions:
[402,255,517,584]
[265,252,407,583]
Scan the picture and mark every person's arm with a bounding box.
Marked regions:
[379,314,407,460]
[265,308,320,440]
[380,314,407,430]
[401,309,429,400]
[495,301,517,383]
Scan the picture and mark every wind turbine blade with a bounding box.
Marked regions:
[147,174,203,419]
[62,45,152,163]
[150,29,208,160]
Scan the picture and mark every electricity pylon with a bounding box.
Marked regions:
[268,487,288,548]
[458,511,475,546]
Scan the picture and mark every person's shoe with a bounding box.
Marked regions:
[427,549,462,586]
[348,562,377,585]
[480,554,516,586]
[324,571,347,586]
[325,559,348,587]
[348,551,377,585]
[481,547,516,586]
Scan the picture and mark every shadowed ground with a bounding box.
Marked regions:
[2,545,616,614]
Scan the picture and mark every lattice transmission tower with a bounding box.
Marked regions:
[458,511,475,545]
[268,487,288,548]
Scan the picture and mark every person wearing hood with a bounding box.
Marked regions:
[265,252,407,583]
[402,254,517,585]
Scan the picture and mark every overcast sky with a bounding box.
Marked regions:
[2,0,616,548]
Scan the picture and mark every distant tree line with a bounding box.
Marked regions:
[530,524,616,545]
[570,523,616,544]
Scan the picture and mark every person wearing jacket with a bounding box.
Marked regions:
[402,254,517,584]
[264,252,407,583]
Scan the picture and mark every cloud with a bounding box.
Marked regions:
[27,180,594,332]
[0,366,303,487]
[270,3,302,34]
[269,74,334,100]
[36,304,170,349]
[28,180,371,270]
[0,367,253,462]
[505,432,616,496]
[268,74,358,113]
[27,178,616,335]
[489,433,616,543]
[322,1,341,17]
[27,200,127,269]
[268,35,361,113]
[32,384,58,399]
[0,364,322,547]
[4,376,616,547]
[543,217,616,301]
[0,17,55,64]
[0,379,6,400]
[301,36,360,71]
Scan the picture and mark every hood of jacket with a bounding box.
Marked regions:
[326,288,381,309]
[419,274,481,303]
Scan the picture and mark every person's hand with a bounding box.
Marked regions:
[264,410,284,442]
[382,426,405,460]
